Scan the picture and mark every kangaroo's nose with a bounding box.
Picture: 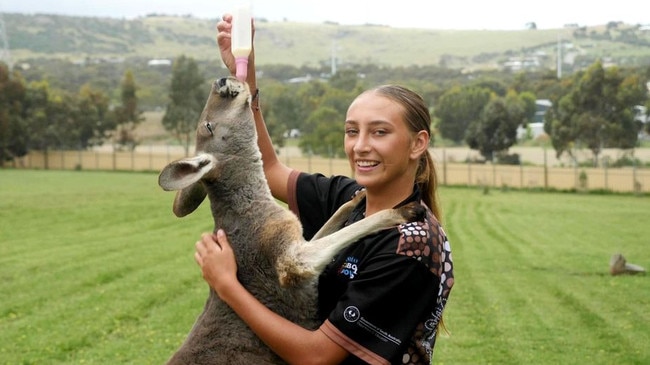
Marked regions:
[217,77,228,87]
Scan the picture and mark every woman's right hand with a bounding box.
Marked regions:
[216,13,256,83]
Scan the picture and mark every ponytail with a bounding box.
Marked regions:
[416,150,442,222]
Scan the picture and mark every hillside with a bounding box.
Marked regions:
[3,13,650,71]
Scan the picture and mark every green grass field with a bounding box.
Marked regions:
[1,170,648,364]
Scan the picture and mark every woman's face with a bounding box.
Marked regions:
[344,92,425,193]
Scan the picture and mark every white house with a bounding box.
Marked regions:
[517,100,551,140]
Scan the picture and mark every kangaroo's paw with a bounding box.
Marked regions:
[350,189,366,205]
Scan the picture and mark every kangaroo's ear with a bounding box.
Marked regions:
[158,154,215,217]
[172,183,207,217]
[158,154,216,191]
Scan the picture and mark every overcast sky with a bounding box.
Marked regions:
[1,0,648,30]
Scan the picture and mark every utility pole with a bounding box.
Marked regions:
[331,40,337,76]
[556,34,562,79]
[0,10,11,67]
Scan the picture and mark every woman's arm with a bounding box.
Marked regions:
[195,230,349,365]
[210,14,347,364]
[216,15,293,202]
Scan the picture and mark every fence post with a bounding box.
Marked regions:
[603,158,609,191]
[574,160,578,191]
[467,157,472,188]
[112,143,116,171]
[308,146,312,173]
[543,146,548,190]
[328,144,333,176]
[633,158,638,194]
[442,148,447,186]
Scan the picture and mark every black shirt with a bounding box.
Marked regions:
[289,172,454,365]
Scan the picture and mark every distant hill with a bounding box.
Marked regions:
[3,13,650,71]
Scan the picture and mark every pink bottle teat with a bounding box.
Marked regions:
[235,56,248,81]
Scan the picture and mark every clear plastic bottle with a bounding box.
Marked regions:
[231,1,252,82]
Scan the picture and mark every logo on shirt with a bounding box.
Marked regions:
[337,256,359,279]
[343,306,360,323]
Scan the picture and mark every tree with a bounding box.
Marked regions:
[297,80,359,158]
[471,78,508,97]
[19,79,113,163]
[519,91,538,124]
[77,84,113,149]
[435,85,492,143]
[544,60,647,165]
[299,106,345,158]
[646,101,650,136]
[644,66,650,136]
[44,91,78,150]
[22,81,51,154]
[328,69,360,92]
[162,55,206,156]
[526,22,537,30]
[21,80,71,162]
[113,70,144,150]
[465,91,526,161]
[263,82,306,148]
[0,63,28,164]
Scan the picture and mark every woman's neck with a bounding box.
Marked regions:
[364,186,414,217]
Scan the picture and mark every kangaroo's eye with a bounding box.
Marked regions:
[205,122,214,136]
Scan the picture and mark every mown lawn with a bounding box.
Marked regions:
[1,169,648,364]
[435,185,650,364]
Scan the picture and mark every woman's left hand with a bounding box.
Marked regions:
[194,229,239,295]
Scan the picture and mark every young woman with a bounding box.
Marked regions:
[193,14,454,365]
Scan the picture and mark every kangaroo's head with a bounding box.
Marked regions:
[158,76,258,217]
[196,77,256,156]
